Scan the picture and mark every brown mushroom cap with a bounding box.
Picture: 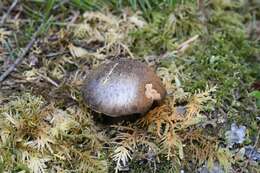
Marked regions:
[81,58,166,117]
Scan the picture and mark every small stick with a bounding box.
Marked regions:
[36,72,59,87]
[0,22,44,82]
[159,35,199,59]
[46,51,69,58]
[176,35,199,53]
[102,63,119,84]
[0,0,19,25]
[254,127,260,148]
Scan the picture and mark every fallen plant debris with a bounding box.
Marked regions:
[0,0,259,173]
[0,18,51,82]
[0,0,18,26]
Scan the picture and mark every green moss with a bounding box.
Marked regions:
[129,1,258,126]
[130,2,203,56]
[128,2,259,171]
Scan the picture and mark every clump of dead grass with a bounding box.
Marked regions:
[0,93,107,172]
[110,81,219,172]
[69,10,146,61]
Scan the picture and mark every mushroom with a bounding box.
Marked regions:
[82,58,166,117]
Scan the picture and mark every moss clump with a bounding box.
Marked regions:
[130,3,204,56]
[0,93,108,173]
[130,0,259,131]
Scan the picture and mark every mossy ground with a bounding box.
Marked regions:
[0,0,259,173]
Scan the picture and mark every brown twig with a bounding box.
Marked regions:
[0,23,44,82]
[36,72,59,87]
[46,51,69,58]
[176,35,199,53]
[0,0,19,26]
[159,35,200,59]
[254,127,260,148]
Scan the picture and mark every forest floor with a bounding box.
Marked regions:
[0,0,259,173]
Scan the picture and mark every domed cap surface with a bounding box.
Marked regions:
[82,58,166,117]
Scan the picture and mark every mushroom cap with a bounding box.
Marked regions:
[82,58,166,117]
